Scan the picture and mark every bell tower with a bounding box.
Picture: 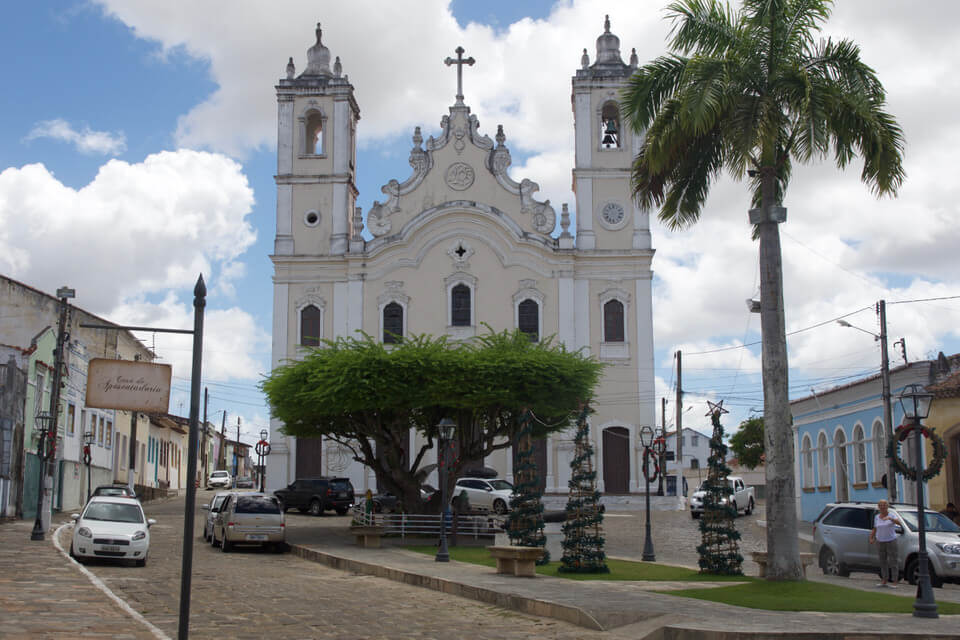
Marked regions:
[275,23,360,257]
[571,16,649,251]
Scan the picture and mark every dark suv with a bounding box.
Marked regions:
[274,477,355,516]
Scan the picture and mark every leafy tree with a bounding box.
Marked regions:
[623,0,904,579]
[261,330,602,513]
[729,416,764,469]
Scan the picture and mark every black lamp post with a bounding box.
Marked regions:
[435,417,456,562]
[639,425,657,561]
[898,383,938,618]
[258,429,269,493]
[83,430,95,503]
[30,412,54,540]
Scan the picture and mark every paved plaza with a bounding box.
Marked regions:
[1,492,958,639]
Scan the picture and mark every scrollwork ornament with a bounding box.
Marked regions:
[445,162,475,191]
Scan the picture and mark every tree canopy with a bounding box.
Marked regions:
[729,416,764,469]
[261,330,602,511]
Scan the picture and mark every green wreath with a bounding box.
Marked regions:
[887,424,947,482]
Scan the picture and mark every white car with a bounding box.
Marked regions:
[70,496,156,566]
[207,470,232,489]
[452,478,515,514]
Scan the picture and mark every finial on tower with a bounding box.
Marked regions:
[604,14,611,33]
[286,57,295,79]
[581,48,589,69]
[333,56,342,77]
[444,46,476,105]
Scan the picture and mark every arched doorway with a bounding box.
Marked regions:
[834,430,849,503]
[295,437,323,478]
[602,427,630,494]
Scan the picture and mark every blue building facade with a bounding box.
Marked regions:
[791,359,948,522]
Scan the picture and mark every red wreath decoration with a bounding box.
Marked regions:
[887,423,947,482]
[642,447,660,483]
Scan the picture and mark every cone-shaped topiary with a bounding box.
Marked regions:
[506,409,549,564]
[696,400,743,575]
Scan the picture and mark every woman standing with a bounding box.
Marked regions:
[869,499,904,587]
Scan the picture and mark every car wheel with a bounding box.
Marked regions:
[211,531,221,548]
[373,502,383,514]
[335,507,349,516]
[906,557,943,588]
[135,555,147,567]
[730,501,738,515]
[493,499,508,515]
[821,547,849,577]
[221,537,232,553]
[691,511,700,520]
[745,499,754,516]
[308,499,322,516]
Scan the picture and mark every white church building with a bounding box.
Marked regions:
[266,18,657,498]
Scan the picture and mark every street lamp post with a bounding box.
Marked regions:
[258,429,269,493]
[30,412,55,540]
[83,430,95,503]
[639,425,657,561]
[898,384,938,618]
[435,417,456,562]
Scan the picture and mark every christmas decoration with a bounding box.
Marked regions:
[559,403,609,574]
[506,409,549,564]
[887,424,947,482]
[696,400,743,575]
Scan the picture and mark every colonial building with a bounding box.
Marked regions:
[266,18,657,497]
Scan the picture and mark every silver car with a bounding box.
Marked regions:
[212,492,286,552]
[813,501,960,587]
[201,491,231,542]
[451,478,514,514]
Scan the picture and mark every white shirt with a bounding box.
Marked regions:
[874,512,900,543]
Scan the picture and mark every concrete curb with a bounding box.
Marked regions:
[289,544,606,631]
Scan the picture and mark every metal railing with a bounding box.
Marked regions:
[351,505,500,540]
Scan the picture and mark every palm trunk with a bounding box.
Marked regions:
[758,171,803,580]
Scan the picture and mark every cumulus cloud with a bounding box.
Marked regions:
[0,149,261,381]
[25,118,127,156]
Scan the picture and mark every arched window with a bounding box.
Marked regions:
[801,434,814,488]
[518,298,539,341]
[300,304,322,347]
[817,432,829,487]
[872,420,885,483]
[382,302,403,344]
[451,284,471,327]
[305,111,324,155]
[853,424,868,484]
[603,299,624,342]
[600,101,620,149]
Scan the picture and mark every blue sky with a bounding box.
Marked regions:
[3,1,960,444]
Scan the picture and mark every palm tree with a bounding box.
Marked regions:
[623,0,904,580]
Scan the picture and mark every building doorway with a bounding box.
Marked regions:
[602,426,630,494]
[835,430,849,503]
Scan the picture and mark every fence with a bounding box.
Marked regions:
[351,505,500,540]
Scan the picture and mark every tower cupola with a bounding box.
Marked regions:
[302,22,332,77]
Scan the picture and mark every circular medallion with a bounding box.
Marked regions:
[445,162,475,191]
[601,202,625,227]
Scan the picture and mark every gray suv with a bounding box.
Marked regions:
[813,502,960,587]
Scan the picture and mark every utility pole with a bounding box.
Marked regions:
[31,286,73,541]
[878,300,897,502]
[675,350,683,499]
[218,410,226,470]
[234,416,240,488]
[127,353,141,492]
[200,388,208,488]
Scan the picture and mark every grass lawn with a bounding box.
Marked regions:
[667,580,960,614]
[405,545,960,614]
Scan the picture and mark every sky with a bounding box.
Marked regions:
[2,0,959,445]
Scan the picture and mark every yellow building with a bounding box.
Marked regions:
[926,372,960,511]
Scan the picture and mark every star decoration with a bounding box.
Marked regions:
[706,400,729,417]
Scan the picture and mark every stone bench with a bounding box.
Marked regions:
[350,525,385,548]
[750,551,817,577]
[487,545,543,577]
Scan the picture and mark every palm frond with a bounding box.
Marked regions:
[622,55,689,131]
[666,0,742,56]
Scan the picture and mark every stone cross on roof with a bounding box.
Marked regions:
[444,46,475,105]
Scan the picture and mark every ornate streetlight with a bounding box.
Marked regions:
[258,429,269,492]
[898,383,938,618]
[83,430,95,503]
[435,417,456,562]
[639,425,657,561]
[30,412,55,540]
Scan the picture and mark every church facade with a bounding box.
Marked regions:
[266,18,657,498]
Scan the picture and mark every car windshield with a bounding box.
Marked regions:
[896,510,960,533]
[211,471,229,478]
[235,496,281,514]
[489,480,513,491]
[329,480,352,492]
[95,488,130,496]
[82,502,144,523]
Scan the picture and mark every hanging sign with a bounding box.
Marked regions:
[85,358,172,413]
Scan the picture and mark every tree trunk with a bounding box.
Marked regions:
[758,171,803,580]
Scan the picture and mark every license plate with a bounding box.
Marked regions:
[246,534,267,541]
[102,545,121,552]
[338,492,347,498]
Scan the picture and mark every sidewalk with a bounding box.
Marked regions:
[0,519,160,639]
[287,516,959,639]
